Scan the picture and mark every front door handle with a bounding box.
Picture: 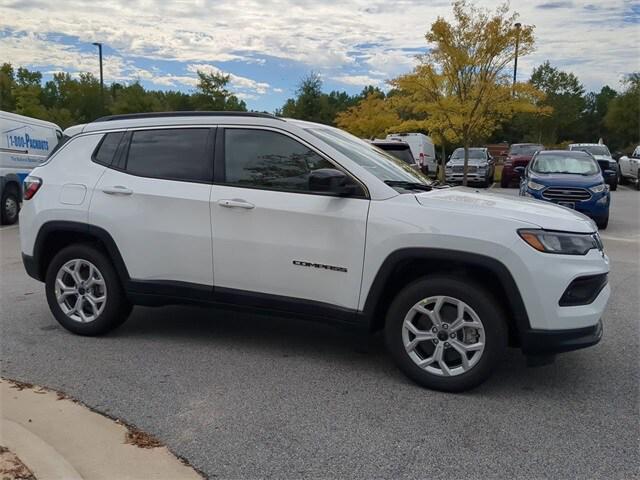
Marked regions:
[218,199,255,209]
[102,186,133,195]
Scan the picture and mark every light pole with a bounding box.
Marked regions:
[512,23,521,88]
[92,42,104,113]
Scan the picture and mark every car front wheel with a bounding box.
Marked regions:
[45,244,132,336]
[385,276,507,392]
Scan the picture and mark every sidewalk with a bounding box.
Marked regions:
[0,379,201,480]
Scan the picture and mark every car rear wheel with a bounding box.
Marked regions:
[1,186,19,225]
[385,276,507,392]
[500,175,510,188]
[45,244,132,336]
[636,170,640,191]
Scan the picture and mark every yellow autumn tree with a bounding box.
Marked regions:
[390,1,546,185]
[336,92,399,139]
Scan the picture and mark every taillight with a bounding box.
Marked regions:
[419,152,425,164]
[23,176,42,200]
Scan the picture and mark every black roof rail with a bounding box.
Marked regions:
[93,111,282,122]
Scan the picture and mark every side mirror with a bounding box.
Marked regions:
[514,166,525,175]
[309,169,360,196]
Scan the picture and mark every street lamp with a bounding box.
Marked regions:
[92,42,104,113]
[513,23,522,88]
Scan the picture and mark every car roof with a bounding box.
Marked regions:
[80,111,289,134]
[568,143,606,147]
[453,147,487,151]
[510,143,543,146]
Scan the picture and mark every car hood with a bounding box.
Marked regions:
[530,172,604,187]
[592,155,614,162]
[414,187,595,233]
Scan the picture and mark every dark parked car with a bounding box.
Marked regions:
[568,143,618,191]
[519,150,610,229]
[501,143,544,188]
[371,140,419,170]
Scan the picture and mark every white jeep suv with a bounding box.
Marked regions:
[19,112,610,392]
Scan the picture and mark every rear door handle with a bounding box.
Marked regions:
[102,185,133,195]
[218,199,255,209]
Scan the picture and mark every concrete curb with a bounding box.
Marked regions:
[0,379,202,480]
[2,418,83,480]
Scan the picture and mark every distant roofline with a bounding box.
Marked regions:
[92,111,282,123]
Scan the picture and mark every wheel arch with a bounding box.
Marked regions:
[361,248,531,346]
[30,220,130,284]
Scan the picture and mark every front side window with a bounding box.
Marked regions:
[531,154,599,175]
[307,127,430,185]
[223,129,334,192]
[125,128,212,182]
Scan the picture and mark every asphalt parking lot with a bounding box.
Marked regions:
[1,185,638,479]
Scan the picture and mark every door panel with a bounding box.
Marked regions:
[91,169,213,285]
[210,185,369,309]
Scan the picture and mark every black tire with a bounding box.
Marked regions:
[596,215,609,230]
[45,244,132,336]
[636,171,640,191]
[500,176,509,188]
[1,186,20,225]
[609,179,617,191]
[384,276,508,392]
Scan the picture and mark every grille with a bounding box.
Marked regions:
[452,165,477,173]
[542,187,591,202]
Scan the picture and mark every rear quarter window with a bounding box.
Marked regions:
[92,132,126,166]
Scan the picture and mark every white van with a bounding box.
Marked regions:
[1,111,62,224]
[386,133,436,175]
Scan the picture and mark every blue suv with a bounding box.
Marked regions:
[518,150,610,229]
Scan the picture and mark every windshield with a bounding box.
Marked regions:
[307,127,430,186]
[570,145,610,157]
[530,154,600,175]
[509,144,543,156]
[450,148,486,160]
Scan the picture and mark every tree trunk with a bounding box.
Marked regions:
[440,143,446,183]
[463,141,470,187]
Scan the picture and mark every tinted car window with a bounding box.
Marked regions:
[125,129,211,182]
[450,148,486,160]
[374,145,415,166]
[93,132,125,165]
[224,129,334,191]
[509,144,544,156]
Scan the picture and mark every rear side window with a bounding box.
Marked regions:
[223,129,333,192]
[125,129,212,182]
[93,132,125,165]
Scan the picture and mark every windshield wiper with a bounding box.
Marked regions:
[384,180,433,191]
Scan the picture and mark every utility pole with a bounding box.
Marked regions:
[92,42,104,114]
[513,23,521,89]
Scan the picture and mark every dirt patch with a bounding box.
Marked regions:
[0,446,36,480]
[123,427,163,449]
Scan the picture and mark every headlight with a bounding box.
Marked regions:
[527,180,545,191]
[589,184,608,193]
[518,229,602,255]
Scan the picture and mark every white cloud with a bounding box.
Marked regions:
[0,0,637,96]
[331,75,383,86]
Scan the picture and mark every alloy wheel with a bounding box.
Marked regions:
[401,295,486,377]
[55,259,107,323]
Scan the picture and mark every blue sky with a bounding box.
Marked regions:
[1,0,638,112]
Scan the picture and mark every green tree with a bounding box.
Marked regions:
[530,61,585,144]
[0,63,16,111]
[605,73,640,152]
[191,70,246,111]
[111,82,162,114]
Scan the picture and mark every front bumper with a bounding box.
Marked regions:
[520,319,603,355]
